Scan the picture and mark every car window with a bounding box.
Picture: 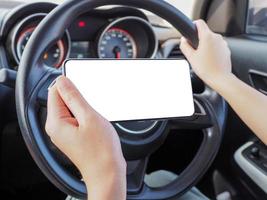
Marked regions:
[165,0,196,18]
[247,0,267,35]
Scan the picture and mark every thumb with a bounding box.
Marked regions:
[46,85,78,144]
[55,76,96,125]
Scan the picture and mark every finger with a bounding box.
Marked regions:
[55,76,95,124]
[180,37,195,58]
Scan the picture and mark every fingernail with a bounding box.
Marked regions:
[56,76,73,92]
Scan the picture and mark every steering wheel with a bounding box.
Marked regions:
[15,0,227,199]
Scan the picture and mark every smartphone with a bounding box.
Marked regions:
[63,59,194,122]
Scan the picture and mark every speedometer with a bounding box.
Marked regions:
[96,16,158,59]
[98,28,137,59]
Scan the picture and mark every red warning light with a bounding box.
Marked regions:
[78,21,86,28]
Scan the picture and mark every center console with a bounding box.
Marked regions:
[234,141,267,194]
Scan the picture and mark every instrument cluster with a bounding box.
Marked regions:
[5,7,158,69]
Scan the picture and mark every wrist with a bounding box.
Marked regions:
[81,158,126,200]
[205,73,236,94]
[84,167,126,200]
[80,156,126,182]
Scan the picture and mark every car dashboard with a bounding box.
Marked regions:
[0,1,182,71]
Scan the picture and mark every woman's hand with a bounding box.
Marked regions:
[181,20,267,145]
[180,19,232,91]
[45,76,126,200]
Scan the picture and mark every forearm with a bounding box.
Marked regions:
[212,74,267,144]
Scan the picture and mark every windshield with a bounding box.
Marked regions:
[13,0,196,18]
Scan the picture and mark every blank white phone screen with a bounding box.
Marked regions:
[64,59,194,122]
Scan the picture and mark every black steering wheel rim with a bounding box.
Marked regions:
[15,0,225,199]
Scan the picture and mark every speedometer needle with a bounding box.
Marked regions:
[113,46,121,59]
[116,52,121,59]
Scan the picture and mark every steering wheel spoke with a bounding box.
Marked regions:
[36,68,62,105]
[127,158,149,195]
[169,96,213,130]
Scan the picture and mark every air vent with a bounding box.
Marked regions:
[168,45,183,58]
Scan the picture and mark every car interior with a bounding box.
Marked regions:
[0,0,267,199]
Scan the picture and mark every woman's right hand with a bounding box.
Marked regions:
[181,20,267,146]
[180,20,233,91]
